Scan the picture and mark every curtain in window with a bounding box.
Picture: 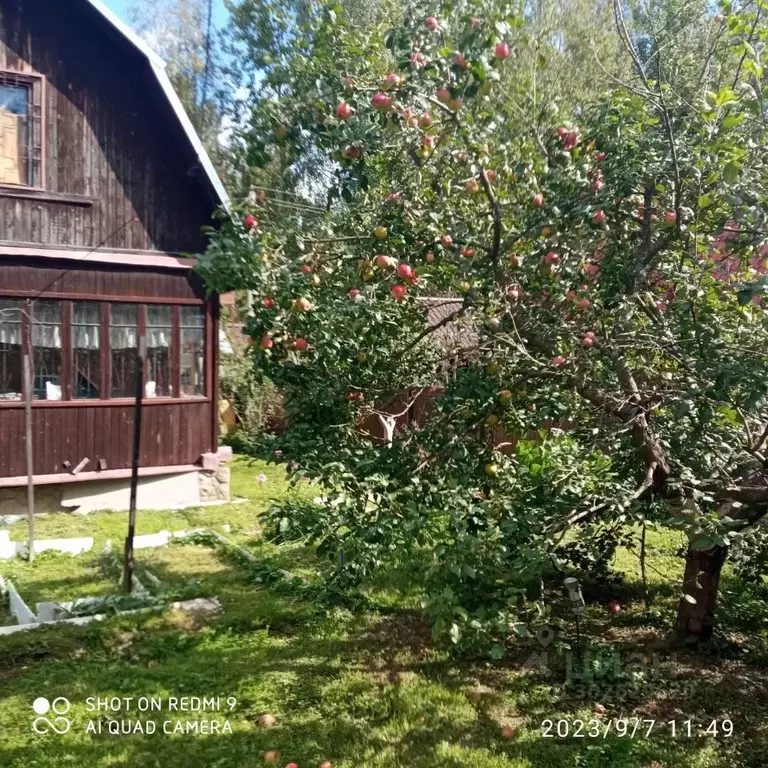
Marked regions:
[31,300,61,400]
[73,302,100,399]
[147,305,172,397]
[180,306,205,397]
[110,304,137,397]
[0,299,22,399]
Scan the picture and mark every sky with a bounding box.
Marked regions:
[103,0,230,35]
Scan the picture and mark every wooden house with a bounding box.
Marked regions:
[0,0,230,513]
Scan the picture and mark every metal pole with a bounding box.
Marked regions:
[22,299,35,563]
[122,330,146,593]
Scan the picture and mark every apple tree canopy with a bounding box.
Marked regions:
[200,0,768,649]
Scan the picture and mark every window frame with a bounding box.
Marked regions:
[0,69,45,191]
[0,297,209,407]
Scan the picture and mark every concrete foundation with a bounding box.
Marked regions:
[0,454,231,515]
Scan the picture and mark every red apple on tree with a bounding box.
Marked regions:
[348,288,361,299]
[608,601,621,613]
[453,52,467,68]
[260,335,274,350]
[335,101,353,120]
[419,112,432,128]
[294,338,309,351]
[384,73,401,89]
[374,225,388,239]
[465,179,480,193]
[437,87,452,104]
[261,297,275,309]
[593,210,606,224]
[461,246,475,259]
[509,254,523,268]
[594,703,607,715]
[440,234,453,248]
[533,192,544,207]
[397,263,414,280]
[494,42,510,59]
[243,214,258,230]
[664,210,677,224]
[425,16,440,31]
[426,251,435,264]
[293,297,312,312]
[301,264,313,274]
[391,284,408,301]
[371,92,392,110]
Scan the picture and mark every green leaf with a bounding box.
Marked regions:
[722,161,740,185]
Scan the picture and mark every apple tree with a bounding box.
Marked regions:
[200,0,768,648]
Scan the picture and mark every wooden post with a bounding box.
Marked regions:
[122,329,146,593]
[22,299,35,562]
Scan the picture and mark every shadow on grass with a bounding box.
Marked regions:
[1,526,766,766]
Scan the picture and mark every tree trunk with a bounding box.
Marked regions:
[674,544,727,643]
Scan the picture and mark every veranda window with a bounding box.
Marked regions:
[0,299,207,403]
[110,304,138,398]
[73,302,101,399]
[32,300,62,400]
[180,306,205,397]
[0,299,22,400]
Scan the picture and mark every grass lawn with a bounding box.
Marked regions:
[1,457,767,767]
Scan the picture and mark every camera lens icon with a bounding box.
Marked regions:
[32,697,72,734]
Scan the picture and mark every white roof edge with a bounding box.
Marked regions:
[83,0,231,212]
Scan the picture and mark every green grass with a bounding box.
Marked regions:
[0,458,766,767]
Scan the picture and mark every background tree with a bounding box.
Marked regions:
[200,0,768,651]
[129,0,226,167]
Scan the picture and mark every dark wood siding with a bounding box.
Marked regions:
[0,0,217,253]
[0,258,207,302]
[0,401,212,478]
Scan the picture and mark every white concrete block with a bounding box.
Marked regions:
[62,472,201,512]
[25,537,94,556]
[0,530,15,560]
[169,597,221,613]
[8,581,36,624]
[133,531,170,549]
[36,602,68,623]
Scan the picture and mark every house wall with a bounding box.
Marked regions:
[0,0,217,253]
[0,1,223,495]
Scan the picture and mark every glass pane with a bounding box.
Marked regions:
[180,306,205,328]
[0,299,23,401]
[0,83,29,186]
[147,305,172,397]
[180,306,205,397]
[181,329,204,397]
[32,300,62,400]
[110,304,137,398]
[73,302,101,400]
